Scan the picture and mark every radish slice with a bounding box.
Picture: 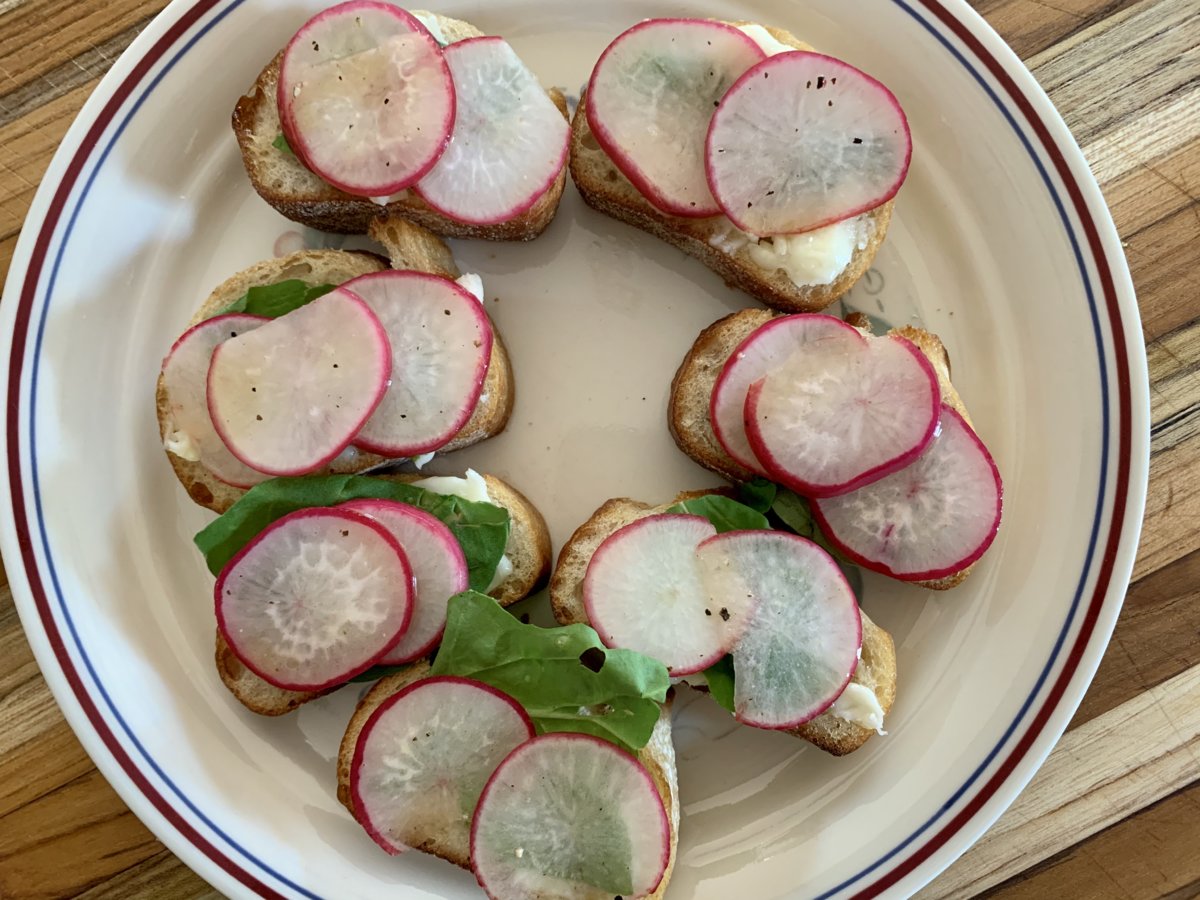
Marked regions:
[277,1,455,196]
[696,530,861,728]
[338,498,468,663]
[586,18,765,217]
[811,405,1003,581]
[471,734,670,900]
[207,287,391,476]
[341,271,492,456]
[584,514,752,675]
[710,314,853,474]
[215,507,414,690]
[706,51,911,235]
[415,37,569,225]
[744,329,940,497]
[160,314,269,488]
[351,676,533,856]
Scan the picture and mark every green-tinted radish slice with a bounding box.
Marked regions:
[710,313,854,474]
[415,37,569,225]
[206,287,391,476]
[160,314,269,487]
[584,514,753,675]
[471,734,670,900]
[706,51,911,235]
[277,0,455,196]
[811,404,1003,581]
[338,498,468,664]
[340,270,492,456]
[215,507,414,691]
[696,530,861,728]
[744,329,940,497]
[586,18,765,217]
[350,677,533,856]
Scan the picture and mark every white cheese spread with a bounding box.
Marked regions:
[710,215,873,287]
[737,23,793,56]
[830,682,886,734]
[455,272,485,305]
[163,427,201,462]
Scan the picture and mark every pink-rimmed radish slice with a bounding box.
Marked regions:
[414,37,569,225]
[160,314,269,488]
[351,676,533,856]
[341,271,492,456]
[338,498,467,664]
[811,404,1003,581]
[744,329,940,497]
[696,530,861,728]
[277,1,455,197]
[706,51,911,236]
[207,287,391,476]
[471,733,670,900]
[584,514,752,675]
[586,18,765,217]
[215,507,415,691]
[710,313,854,474]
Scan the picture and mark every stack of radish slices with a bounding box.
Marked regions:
[160,270,493,486]
[586,18,910,233]
[586,515,862,728]
[278,1,569,225]
[711,314,1003,583]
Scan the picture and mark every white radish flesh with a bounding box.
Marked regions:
[415,37,569,225]
[215,508,414,690]
[160,314,269,488]
[697,530,861,728]
[207,287,391,476]
[471,734,670,900]
[338,498,468,663]
[744,330,940,496]
[706,51,911,235]
[811,405,1003,580]
[586,18,765,217]
[710,313,853,474]
[584,514,752,675]
[342,271,492,456]
[278,1,455,196]
[351,676,533,856]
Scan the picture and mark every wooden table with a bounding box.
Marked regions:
[0,0,1196,897]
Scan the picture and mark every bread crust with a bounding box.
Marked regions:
[549,491,897,756]
[232,14,568,240]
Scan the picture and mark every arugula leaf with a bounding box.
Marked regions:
[703,656,736,714]
[272,132,295,156]
[769,488,844,559]
[430,592,669,753]
[194,475,509,592]
[218,280,336,318]
[665,494,769,533]
[737,477,778,514]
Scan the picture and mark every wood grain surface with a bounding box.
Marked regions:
[0,0,1197,897]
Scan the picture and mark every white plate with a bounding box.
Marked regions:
[0,1,1148,897]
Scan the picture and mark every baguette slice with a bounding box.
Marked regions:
[336,665,679,897]
[570,20,893,314]
[550,490,897,756]
[233,11,569,240]
[214,472,552,716]
[157,218,514,514]
[669,308,973,590]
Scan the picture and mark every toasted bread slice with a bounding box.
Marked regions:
[157,219,514,513]
[335,666,679,896]
[668,308,972,590]
[569,21,893,314]
[549,491,897,756]
[214,472,552,716]
[232,12,569,240]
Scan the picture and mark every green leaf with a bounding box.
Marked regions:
[193,475,509,592]
[769,488,842,558]
[430,592,669,753]
[737,477,777,514]
[703,656,736,713]
[272,132,295,156]
[218,280,336,318]
[665,494,769,533]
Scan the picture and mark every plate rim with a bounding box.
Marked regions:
[0,0,1149,898]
